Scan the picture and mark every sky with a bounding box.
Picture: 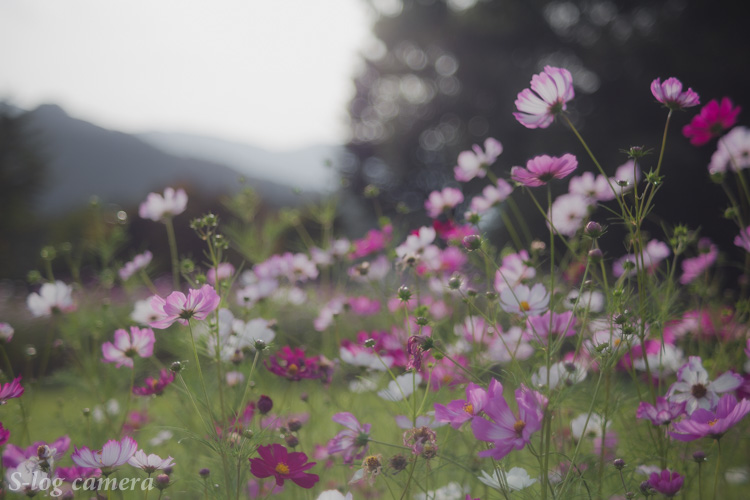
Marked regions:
[0,0,376,150]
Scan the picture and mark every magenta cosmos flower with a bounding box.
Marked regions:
[249,443,319,488]
[669,394,750,441]
[101,326,155,368]
[0,423,9,446]
[647,469,684,497]
[636,396,686,426]
[138,187,187,221]
[514,66,574,129]
[0,376,24,404]
[71,437,138,474]
[265,346,329,381]
[133,369,175,396]
[434,382,489,429]
[149,284,221,329]
[650,77,699,110]
[471,380,546,460]
[326,412,371,464]
[683,97,741,146]
[511,154,578,187]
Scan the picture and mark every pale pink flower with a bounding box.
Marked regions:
[0,322,13,342]
[511,154,578,187]
[424,187,464,218]
[138,187,187,221]
[101,326,155,368]
[454,138,503,181]
[499,283,549,316]
[469,181,513,213]
[127,450,175,473]
[119,251,153,281]
[493,250,535,291]
[708,126,750,175]
[650,77,699,110]
[735,226,750,253]
[680,239,718,284]
[514,66,574,129]
[72,437,138,473]
[149,284,221,329]
[207,262,235,285]
[26,281,76,317]
[609,160,642,196]
[568,171,616,202]
[395,226,436,261]
[613,240,670,277]
[547,193,590,237]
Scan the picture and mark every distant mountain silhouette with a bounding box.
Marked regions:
[21,104,303,214]
[137,131,341,192]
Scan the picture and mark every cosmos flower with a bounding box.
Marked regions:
[736,226,750,253]
[26,281,76,317]
[207,262,236,285]
[669,394,750,441]
[568,171,616,202]
[683,97,741,146]
[138,187,187,221]
[494,250,536,292]
[636,397,686,426]
[249,443,319,489]
[454,137,503,181]
[2,436,70,469]
[101,326,155,368]
[127,450,175,473]
[709,126,750,175]
[499,283,549,316]
[133,369,175,396]
[0,322,12,342]
[71,437,138,474]
[679,238,718,284]
[424,187,464,218]
[0,376,24,405]
[434,382,488,429]
[265,346,330,382]
[547,193,590,237]
[514,66,574,129]
[149,284,221,329]
[647,469,684,497]
[377,373,423,401]
[326,412,371,464]
[511,154,578,187]
[0,423,9,446]
[119,251,153,281]
[667,356,742,414]
[650,77,699,110]
[469,181,513,214]
[478,467,537,492]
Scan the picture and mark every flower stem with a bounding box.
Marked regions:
[713,439,722,500]
[164,216,180,290]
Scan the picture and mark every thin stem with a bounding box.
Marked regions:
[164,216,180,290]
[713,439,722,500]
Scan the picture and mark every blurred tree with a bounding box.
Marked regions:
[0,106,46,279]
[344,0,749,258]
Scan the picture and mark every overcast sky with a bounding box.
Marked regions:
[0,0,375,150]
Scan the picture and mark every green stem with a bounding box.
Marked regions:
[713,439,722,500]
[164,216,180,290]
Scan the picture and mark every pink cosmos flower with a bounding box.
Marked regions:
[494,250,535,291]
[568,171,616,202]
[149,284,221,329]
[55,466,101,483]
[514,66,574,129]
[469,181,513,213]
[133,369,175,396]
[71,437,138,474]
[547,193,590,237]
[667,356,742,414]
[0,322,13,342]
[679,238,718,284]
[265,346,329,382]
[128,450,175,473]
[511,154,578,187]
[650,77,699,110]
[669,394,750,441]
[0,376,24,404]
[613,239,671,277]
[636,396,686,426]
[683,97,741,146]
[472,380,546,460]
[736,226,750,253]
[26,281,76,317]
[2,436,70,468]
[499,283,549,316]
[424,187,464,218]
[647,469,684,497]
[709,126,750,175]
[101,326,155,368]
[138,187,187,221]
[249,443,319,488]
[119,251,153,281]
[454,138,503,181]
[526,311,577,342]
[326,412,371,464]
[0,423,8,446]
[207,262,236,285]
[434,382,488,429]
[350,225,393,259]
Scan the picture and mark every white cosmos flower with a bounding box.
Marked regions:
[127,450,175,473]
[667,356,742,414]
[377,373,423,401]
[478,467,537,491]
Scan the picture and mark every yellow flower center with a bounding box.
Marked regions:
[708,418,718,427]
[287,364,299,375]
[519,301,531,312]
[513,419,526,434]
[613,338,621,347]
[463,403,474,415]
[275,462,290,475]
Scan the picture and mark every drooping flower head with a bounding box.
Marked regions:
[454,138,503,182]
[514,66,574,129]
[683,97,741,146]
[149,284,221,329]
[0,376,24,405]
[139,187,187,221]
[402,426,438,458]
[511,154,578,187]
[326,412,371,464]
[249,443,319,488]
[647,469,684,497]
[119,251,153,281]
[26,281,76,317]
[71,437,138,475]
[650,77,699,110]
[101,326,155,368]
[133,369,175,396]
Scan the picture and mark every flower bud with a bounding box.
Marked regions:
[462,234,482,251]
[285,434,299,448]
[257,395,273,415]
[287,418,303,432]
[584,221,604,238]
[693,450,707,463]
[588,248,603,263]
[447,275,462,290]
[199,468,210,478]
[170,361,183,373]
[364,338,376,348]
[613,458,626,470]
[397,286,412,302]
[155,474,171,490]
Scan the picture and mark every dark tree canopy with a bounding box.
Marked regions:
[343,0,750,257]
